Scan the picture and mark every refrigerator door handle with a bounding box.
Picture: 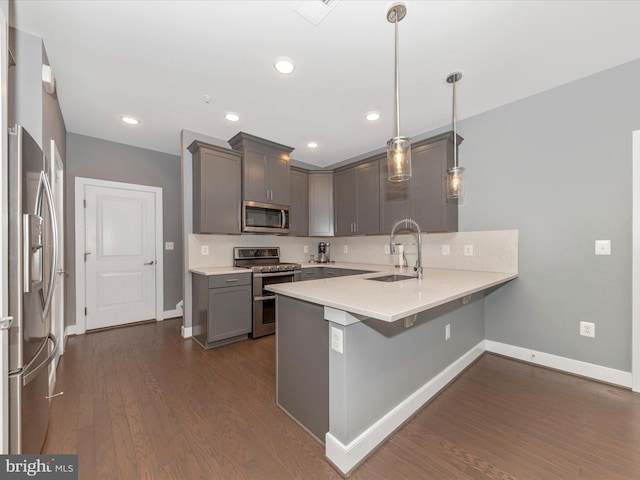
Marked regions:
[21,334,58,387]
[35,171,59,319]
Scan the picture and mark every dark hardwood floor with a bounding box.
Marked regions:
[44,318,640,479]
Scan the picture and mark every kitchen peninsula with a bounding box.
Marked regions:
[268,263,517,475]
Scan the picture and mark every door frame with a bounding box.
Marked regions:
[74,177,164,334]
[633,130,640,392]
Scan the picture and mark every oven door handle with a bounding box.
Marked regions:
[254,295,276,302]
[253,272,297,278]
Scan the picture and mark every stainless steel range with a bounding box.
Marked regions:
[233,247,301,338]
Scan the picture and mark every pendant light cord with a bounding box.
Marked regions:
[452,77,458,169]
[394,9,400,139]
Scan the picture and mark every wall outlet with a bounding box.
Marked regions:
[595,240,611,255]
[464,244,474,256]
[331,327,344,354]
[445,323,451,340]
[442,245,450,256]
[580,321,595,338]
[343,245,349,254]
[384,245,390,254]
[165,242,174,250]
[303,245,309,253]
[201,245,210,256]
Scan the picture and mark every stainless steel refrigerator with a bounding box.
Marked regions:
[7,125,59,453]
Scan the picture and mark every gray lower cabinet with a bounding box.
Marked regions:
[300,267,323,281]
[322,268,341,278]
[299,267,372,281]
[340,268,371,276]
[188,140,242,234]
[380,132,460,233]
[289,167,309,236]
[192,272,252,349]
[334,159,380,235]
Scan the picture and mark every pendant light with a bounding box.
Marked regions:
[446,72,464,201]
[386,3,411,182]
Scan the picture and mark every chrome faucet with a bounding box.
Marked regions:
[389,218,423,280]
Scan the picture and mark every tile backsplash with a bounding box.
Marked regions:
[189,230,518,274]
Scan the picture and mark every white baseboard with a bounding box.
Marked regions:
[163,308,182,319]
[64,324,80,337]
[325,341,485,475]
[181,325,192,338]
[485,340,632,388]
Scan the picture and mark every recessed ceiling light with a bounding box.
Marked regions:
[121,115,140,125]
[274,57,295,75]
[366,112,381,121]
[307,141,319,149]
[225,112,240,122]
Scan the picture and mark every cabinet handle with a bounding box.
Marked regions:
[225,278,239,283]
[355,222,358,233]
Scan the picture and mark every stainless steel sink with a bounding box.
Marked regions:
[366,274,416,282]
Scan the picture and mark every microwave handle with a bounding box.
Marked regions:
[281,209,286,228]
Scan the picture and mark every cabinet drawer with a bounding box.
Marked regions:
[323,268,341,277]
[208,272,251,289]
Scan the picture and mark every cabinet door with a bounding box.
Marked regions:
[334,168,356,235]
[380,159,411,233]
[410,140,456,232]
[355,161,380,234]
[268,151,290,205]
[309,173,334,236]
[208,285,252,343]
[192,145,242,234]
[243,147,268,203]
[289,169,309,236]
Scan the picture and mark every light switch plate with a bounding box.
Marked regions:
[165,242,174,251]
[201,245,210,255]
[595,240,611,255]
[464,245,473,256]
[384,245,390,254]
[343,245,348,254]
[442,245,450,256]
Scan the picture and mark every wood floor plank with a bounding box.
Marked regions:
[43,319,640,480]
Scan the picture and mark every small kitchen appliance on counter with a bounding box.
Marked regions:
[233,247,301,338]
[317,242,330,263]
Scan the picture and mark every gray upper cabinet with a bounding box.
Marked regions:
[334,159,380,236]
[309,172,334,236]
[289,168,309,236]
[229,132,294,206]
[380,132,460,234]
[188,140,242,234]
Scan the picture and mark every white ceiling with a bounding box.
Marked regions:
[11,0,640,167]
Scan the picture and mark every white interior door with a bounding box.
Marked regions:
[84,184,157,330]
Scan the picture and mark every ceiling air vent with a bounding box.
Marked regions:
[293,0,340,26]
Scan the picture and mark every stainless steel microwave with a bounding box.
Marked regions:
[242,201,290,234]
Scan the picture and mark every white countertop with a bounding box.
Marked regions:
[189,266,250,276]
[267,266,517,322]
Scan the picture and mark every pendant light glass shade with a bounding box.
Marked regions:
[386,4,411,182]
[446,72,464,201]
[446,166,465,199]
[387,136,412,182]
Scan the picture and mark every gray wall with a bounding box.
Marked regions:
[458,58,640,371]
[66,133,183,327]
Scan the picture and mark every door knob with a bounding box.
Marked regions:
[143,260,155,266]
